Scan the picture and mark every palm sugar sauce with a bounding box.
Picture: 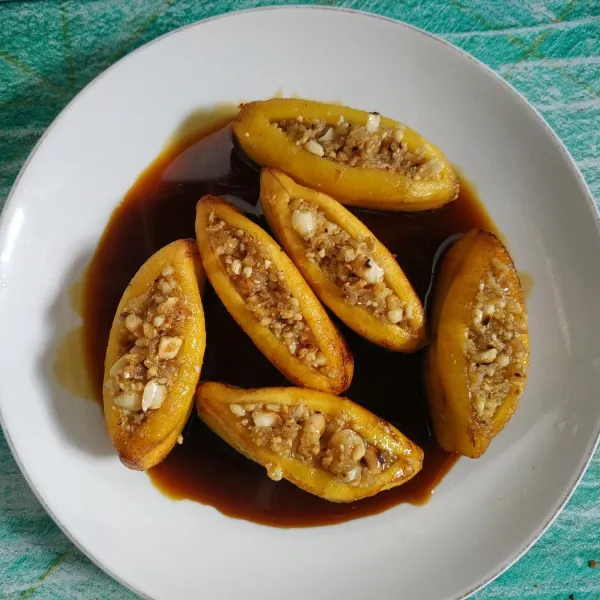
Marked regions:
[83,117,496,527]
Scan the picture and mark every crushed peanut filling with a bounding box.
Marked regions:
[467,258,528,422]
[206,213,330,373]
[229,401,396,487]
[105,264,191,428]
[274,114,444,179]
[289,199,409,325]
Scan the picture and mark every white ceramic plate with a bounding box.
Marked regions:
[1,7,599,600]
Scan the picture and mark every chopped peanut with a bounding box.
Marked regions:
[290,199,408,326]
[107,264,190,428]
[229,401,396,488]
[207,216,329,373]
[276,115,441,179]
[467,260,528,421]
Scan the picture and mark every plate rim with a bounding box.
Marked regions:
[0,5,599,600]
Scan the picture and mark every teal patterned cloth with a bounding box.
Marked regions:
[1,1,599,598]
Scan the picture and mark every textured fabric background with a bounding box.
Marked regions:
[1,1,599,598]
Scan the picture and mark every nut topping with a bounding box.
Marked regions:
[229,400,395,488]
[107,263,190,423]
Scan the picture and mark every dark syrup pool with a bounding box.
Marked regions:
[83,118,496,527]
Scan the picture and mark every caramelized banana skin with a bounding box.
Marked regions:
[260,168,426,352]
[196,382,424,502]
[233,98,458,211]
[426,230,530,458]
[195,195,353,394]
[103,240,206,470]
